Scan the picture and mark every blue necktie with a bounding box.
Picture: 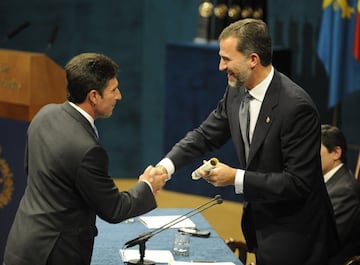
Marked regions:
[239,90,253,163]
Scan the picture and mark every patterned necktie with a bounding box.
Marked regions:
[93,125,99,139]
[239,90,253,163]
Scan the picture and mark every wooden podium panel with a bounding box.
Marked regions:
[0,49,66,121]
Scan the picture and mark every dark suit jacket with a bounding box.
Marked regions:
[327,165,360,265]
[166,70,339,265]
[4,102,156,265]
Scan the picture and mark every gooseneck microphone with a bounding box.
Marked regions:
[44,25,59,53]
[1,21,30,42]
[123,195,223,265]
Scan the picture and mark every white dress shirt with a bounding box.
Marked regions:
[68,101,96,129]
[323,163,343,183]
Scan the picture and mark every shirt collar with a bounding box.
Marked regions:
[68,101,95,128]
[248,66,274,102]
[324,163,343,183]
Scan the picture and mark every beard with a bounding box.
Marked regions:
[227,65,250,88]
[228,74,244,88]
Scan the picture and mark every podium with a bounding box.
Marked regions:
[0,49,66,264]
[0,49,66,121]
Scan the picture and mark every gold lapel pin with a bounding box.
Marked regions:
[266,116,271,123]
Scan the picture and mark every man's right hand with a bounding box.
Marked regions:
[139,165,168,195]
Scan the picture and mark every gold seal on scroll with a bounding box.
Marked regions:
[199,1,214,18]
[214,4,228,18]
[0,146,14,208]
[241,7,253,18]
[228,5,241,19]
[253,8,263,19]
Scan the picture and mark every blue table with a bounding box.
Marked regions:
[91,208,242,265]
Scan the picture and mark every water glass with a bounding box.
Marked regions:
[173,231,190,256]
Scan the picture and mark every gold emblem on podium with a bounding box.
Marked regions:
[0,64,10,73]
[199,1,214,18]
[0,145,14,208]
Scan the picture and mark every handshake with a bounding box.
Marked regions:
[139,157,236,194]
[138,165,169,195]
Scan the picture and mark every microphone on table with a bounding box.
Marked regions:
[1,21,31,43]
[123,195,223,265]
[44,25,59,53]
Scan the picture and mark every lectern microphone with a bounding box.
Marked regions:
[123,195,223,265]
[1,22,30,42]
[44,25,59,53]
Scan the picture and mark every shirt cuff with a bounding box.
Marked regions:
[157,157,175,180]
[234,169,245,194]
[140,179,153,192]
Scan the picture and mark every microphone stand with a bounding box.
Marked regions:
[123,195,223,265]
[0,22,30,43]
[44,25,59,53]
[138,240,148,265]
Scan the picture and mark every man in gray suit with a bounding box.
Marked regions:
[155,19,339,265]
[321,124,360,265]
[4,53,167,265]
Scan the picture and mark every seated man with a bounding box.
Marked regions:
[321,124,360,264]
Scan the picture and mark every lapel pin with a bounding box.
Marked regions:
[266,116,271,123]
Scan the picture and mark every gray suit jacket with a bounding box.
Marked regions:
[326,165,360,264]
[4,102,156,265]
[166,70,339,265]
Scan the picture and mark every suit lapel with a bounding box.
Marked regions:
[247,71,281,165]
[62,102,98,141]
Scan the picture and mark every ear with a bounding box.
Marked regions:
[88,89,99,106]
[249,53,259,68]
[332,146,342,161]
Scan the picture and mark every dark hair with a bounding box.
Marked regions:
[218,18,272,66]
[65,53,119,103]
[321,124,348,164]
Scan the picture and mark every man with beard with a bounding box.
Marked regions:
[154,19,339,265]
